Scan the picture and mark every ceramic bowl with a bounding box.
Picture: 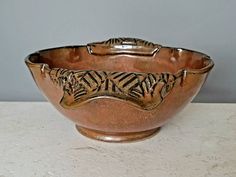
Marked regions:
[25,38,214,142]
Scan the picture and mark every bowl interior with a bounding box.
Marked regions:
[29,46,211,74]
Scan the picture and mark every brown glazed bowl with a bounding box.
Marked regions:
[25,38,214,142]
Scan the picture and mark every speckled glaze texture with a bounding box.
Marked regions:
[25,38,214,142]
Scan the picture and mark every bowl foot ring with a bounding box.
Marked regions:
[75,125,161,142]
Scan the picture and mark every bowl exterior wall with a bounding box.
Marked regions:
[26,63,209,133]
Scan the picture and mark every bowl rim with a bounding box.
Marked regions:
[25,45,214,75]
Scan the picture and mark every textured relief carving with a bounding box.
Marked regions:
[87,37,161,56]
[101,38,156,47]
[49,68,182,110]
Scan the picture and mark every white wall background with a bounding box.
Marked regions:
[0,0,235,102]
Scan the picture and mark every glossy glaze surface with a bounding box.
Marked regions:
[25,38,214,142]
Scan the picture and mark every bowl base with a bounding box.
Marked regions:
[75,125,161,142]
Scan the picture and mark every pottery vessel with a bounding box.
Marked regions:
[25,38,214,142]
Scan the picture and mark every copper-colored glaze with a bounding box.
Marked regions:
[25,38,214,142]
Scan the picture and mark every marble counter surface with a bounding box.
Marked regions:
[0,102,235,177]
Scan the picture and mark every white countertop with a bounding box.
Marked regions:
[0,102,235,177]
